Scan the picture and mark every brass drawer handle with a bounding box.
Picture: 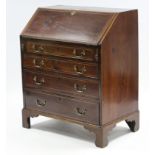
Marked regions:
[74,83,86,93]
[32,44,44,53]
[73,49,86,58]
[33,76,45,86]
[36,99,46,107]
[74,65,86,74]
[33,59,44,68]
[74,107,87,116]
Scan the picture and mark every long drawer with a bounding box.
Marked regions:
[23,54,98,79]
[23,70,99,99]
[22,40,98,62]
[24,90,99,125]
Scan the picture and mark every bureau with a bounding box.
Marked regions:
[21,6,139,148]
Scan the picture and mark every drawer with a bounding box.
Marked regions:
[24,91,99,125]
[23,71,99,99]
[23,54,98,79]
[23,40,98,62]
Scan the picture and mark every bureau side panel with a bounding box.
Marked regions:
[100,10,138,125]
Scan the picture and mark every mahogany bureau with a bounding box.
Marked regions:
[21,6,139,148]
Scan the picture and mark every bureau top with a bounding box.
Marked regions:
[21,6,137,45]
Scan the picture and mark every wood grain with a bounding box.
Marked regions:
[21,7,139,148]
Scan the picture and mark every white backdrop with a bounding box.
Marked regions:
[6,0,151,155]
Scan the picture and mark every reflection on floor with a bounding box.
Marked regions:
[32,119,130,143]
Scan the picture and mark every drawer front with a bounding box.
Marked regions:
[24,91,99,125]
[24,40,98,62]
[23,71,99,99]
[23,54,98,79]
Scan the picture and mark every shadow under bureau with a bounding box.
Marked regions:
[21,6,139,148]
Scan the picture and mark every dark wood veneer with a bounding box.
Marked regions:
[23,54,98,78]
[23,70,99,99]
[21,6,139,148]
[24,39,99,62]
[24,90,99,125]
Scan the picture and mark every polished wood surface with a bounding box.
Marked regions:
[100,10,138,124]
[24,39,99,61]
[23,53,98,78]
[23,70,99,98]
[21,6,139,148]
[21,8,115,45]
[24,90,99,125]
